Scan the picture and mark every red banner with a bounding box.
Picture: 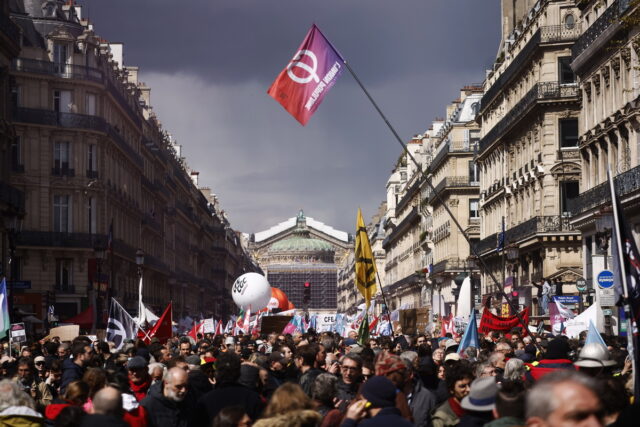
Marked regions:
[478,307,529,334]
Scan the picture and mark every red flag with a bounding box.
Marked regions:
[143,302,172,344]
[369,316,379,333]
[214,319,224,336]
[188,321,204,340]
[268,24,345,125]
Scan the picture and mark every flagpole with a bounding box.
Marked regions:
[608,168,636,396]
[342,60,531,335]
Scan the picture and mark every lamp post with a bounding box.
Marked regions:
[4,214,22,320]
[92,246,105,332]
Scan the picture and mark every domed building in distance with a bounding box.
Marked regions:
[249,211,352,310]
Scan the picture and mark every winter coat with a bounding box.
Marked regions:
[431,399,462,427]
[457,411,494,427]
[79,414,129,427]
[60,359,84,395]
[254,409,322,427]
[299,368,323,397]
[0,406,43,427]
[186,368,212,402]
[408,379,437,427]
[335,379,360,404]
[194,382,264,427]
[340,407,413,427]
[484,416,526,427]
[140,384,189,427]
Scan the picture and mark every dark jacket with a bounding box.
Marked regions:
[408,378,437,427]
[336,379,360,404]
[60,358,84,395]
[186,368,212,402]
[140,383,190,427]
[484,416,525,427]
[341,407,413,427]
[457,411,494,427]
[195,382,264,427]
[80,414,129,427]
[299,368,323,397]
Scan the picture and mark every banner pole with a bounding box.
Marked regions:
[343,60,530,336]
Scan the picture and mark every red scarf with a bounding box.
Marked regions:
[129,379,151,402]
[448,397,466,418]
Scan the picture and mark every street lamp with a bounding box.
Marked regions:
[3,214,22,318]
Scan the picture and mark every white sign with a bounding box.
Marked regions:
[315,314,336,332]
[599,288,616,307]
[203,318,216,334]
[10,323,26,343]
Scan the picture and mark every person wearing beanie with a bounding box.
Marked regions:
[127,356,152,402]
[341,376,413,427]
[525,337,575,382]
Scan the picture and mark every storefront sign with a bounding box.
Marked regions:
[8,281,31,290]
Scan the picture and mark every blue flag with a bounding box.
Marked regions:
[585,319,606,347]
[458,309,479,355]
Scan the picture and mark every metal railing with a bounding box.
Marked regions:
[479,81,579,155]
[0,181,24,212]
[572,0,624,59]
[540,24,582,43]
[13,107,144,168]
[12,58,103,83]
[428,177,480,203]
[568,163,640,216]
[431,257,467,274]
[430,140,476,172]
[17,231,107,248]
[475,232,499,255]
[508,215,574,243]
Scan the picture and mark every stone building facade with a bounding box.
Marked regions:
[250,211,351,310]
[569,0,640,313]
[476,0,583,316]
[5,1,256,328]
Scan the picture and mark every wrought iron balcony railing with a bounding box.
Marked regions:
[12,58,103,83]
[430,140,476,172]
[479,82,579,155]
[572,0,627,59]
[568,163,640,216]
[475,232,499,255]
[17,231,107,248]
[540,24,582,43]
[508,215,574,243]
[431,257,467,275]
[428,177,479,203]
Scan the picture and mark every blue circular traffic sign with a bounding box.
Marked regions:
[597,270,615,289]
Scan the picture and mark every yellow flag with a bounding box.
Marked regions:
[355,208,377,307]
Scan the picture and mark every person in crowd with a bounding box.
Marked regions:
[374,351,413,422]
[458,377,498,427]
[475,362,496,378]
[403,363,436,427]
[485,380,526,427]
[525,337,575,382]
[297,343,326,396]
[196,351,264,426]
[253,382,321,427]
[312,373,342,426]
[149,363,166,385]
[82,367,107,412]
[212,406,252,427]
[525,370,603,427]
[431,363,473,427]
[336,354,363,406]
[0,379,43,425]
[341,376,413,427]
[127,356,152,402]
[60,343,91,395]
[81,386,129,427]
[12,357,51,409]
[34,355,47,382]
[141,367,190,427]
[503,358,525,381]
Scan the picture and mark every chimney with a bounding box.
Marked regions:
[190,171,199,186]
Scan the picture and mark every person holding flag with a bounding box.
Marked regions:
[354,208,378,345]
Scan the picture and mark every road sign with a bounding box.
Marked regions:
[599,288,616,306]
[553,295,580,304]
[597,270,615,289]
[576,278,587,292]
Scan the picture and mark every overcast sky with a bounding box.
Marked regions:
[87,0,501,234]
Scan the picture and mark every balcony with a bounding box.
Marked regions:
[540,24,582,44]
[430,140,476,172]
[431,257,467,274]
[17,231,107,248]
[86,170,99,179]
[12,58,103,83]
[572,0,627,61]
[428,177,479,203]
[0,181,24,213]
[568,163,640,216]
[507,215,574,243]
[14,107,106,132]
[478,82,579,156]
[475,232,499,255]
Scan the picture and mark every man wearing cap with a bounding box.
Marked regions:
[457,377,498,427]
[342,376,413,427]
[128,356,152,402]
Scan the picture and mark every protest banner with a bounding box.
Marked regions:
[260,315,293,334]
[478,307,529,334]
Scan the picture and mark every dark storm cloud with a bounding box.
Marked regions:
[87,0,500,233]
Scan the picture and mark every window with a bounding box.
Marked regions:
[11,136,22,171]
[87,144,97,173]
[53,195,71,233]
[87,197,96,234]
[560,181,579,216]
[85,93,96,115]
[564,13,575,29]
[54,141,70,170]
[469,199,480,219]
[55,259,73,291]
[53,90,72,113]
[53,44,68,74]
[11,85,19,109]
[400,172,407,181]
[560,119,579,148]
[469,160,480,184]
[559,57,576,84]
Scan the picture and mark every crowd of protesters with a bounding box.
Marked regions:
[0,327,637,427]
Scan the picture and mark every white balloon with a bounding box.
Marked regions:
[231,272,272,311]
